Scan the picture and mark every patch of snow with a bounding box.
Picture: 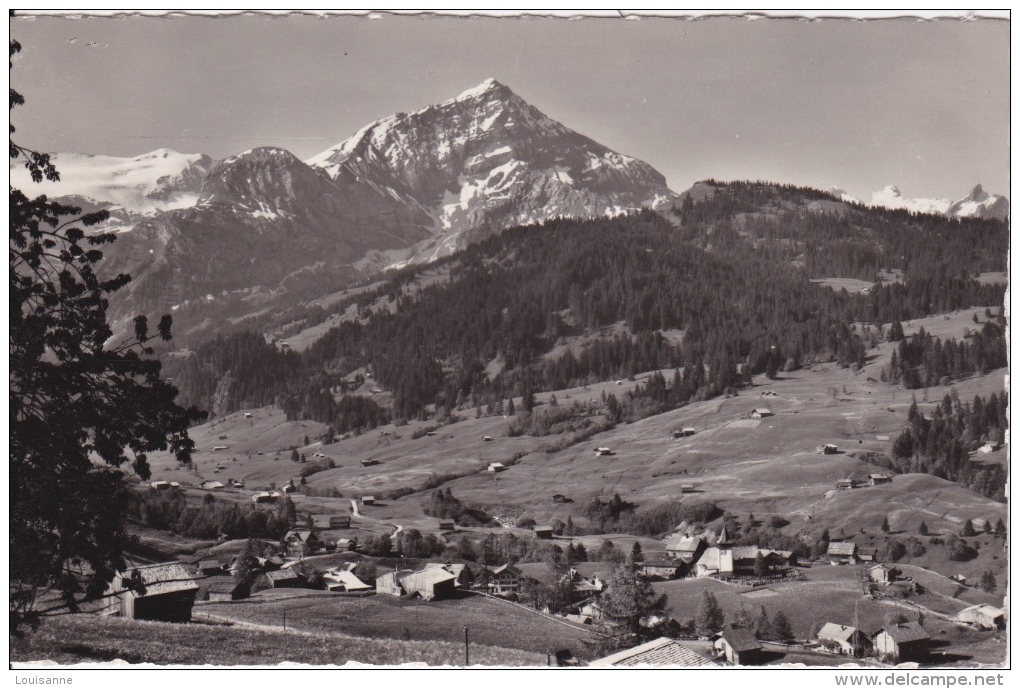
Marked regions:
[454,77,501,102]
[8,149,208,218]
[869,185,950,215]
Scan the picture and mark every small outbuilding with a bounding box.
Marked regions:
[259,569,303,589]
[533,525,554,539]
[750,408,773,419]
[869,473,892,486]
[195,559,225,576]
[207,580,249,602]
[827,541,858,564]
[957,604,1005,630]
[399,568,458,601]
[438,519,456,531]
[714,628,763,665]
[872,623,930,663]
[200,480,225,490]
[487,463,505,473]
[857,548,878,563]
[362,495,376,505]
[641,559,682,580]
[329,515,352,529]
[835,479,855,490]
[102,562,199,622]
[869,564,900,584]
[323,569,372,593]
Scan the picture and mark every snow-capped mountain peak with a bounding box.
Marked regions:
[453,77,505,101]
[307,78,678,262]
[866,183,1008,221]
[947,184,1009,221]
[869,185,951,216]
[9,148,216,232]
[828,186,861,204]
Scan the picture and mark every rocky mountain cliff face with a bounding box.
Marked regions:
[100,147,431,325]
[307,78,679,262]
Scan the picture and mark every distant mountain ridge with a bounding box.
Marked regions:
[8,149,216,231]
[862,184,1009,221]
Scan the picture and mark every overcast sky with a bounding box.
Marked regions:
[9,12,1010,201]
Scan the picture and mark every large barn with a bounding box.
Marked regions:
[101,561,200,622]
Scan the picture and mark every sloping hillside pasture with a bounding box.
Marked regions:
[125,308,1003,669]
[652,568,1006,665]
[9,613,545,666]
[142,309,1006,559]
[199,589,593,659]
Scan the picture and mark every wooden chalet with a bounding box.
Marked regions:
[487,462,505,473]
[714,628,763,665]
[283,529,322,557]
[750,408,773,419]
[590,637,717,667]
[827,541,858,564]
[533,525,554,539]
[817,623,870,656]
[835,478,855,490]
[101,562,199,622]
[361,495,376,505]
[485,563,522,595]
[438,519,456,531]
[869,473,892,486]
[150,480,171,491]
[872,623,930,662]
[328,515,352,529]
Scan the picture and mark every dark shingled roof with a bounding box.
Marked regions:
[880,623,930,644]
[720,628,762,652]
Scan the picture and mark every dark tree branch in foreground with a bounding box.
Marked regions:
[10,38,205,633]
